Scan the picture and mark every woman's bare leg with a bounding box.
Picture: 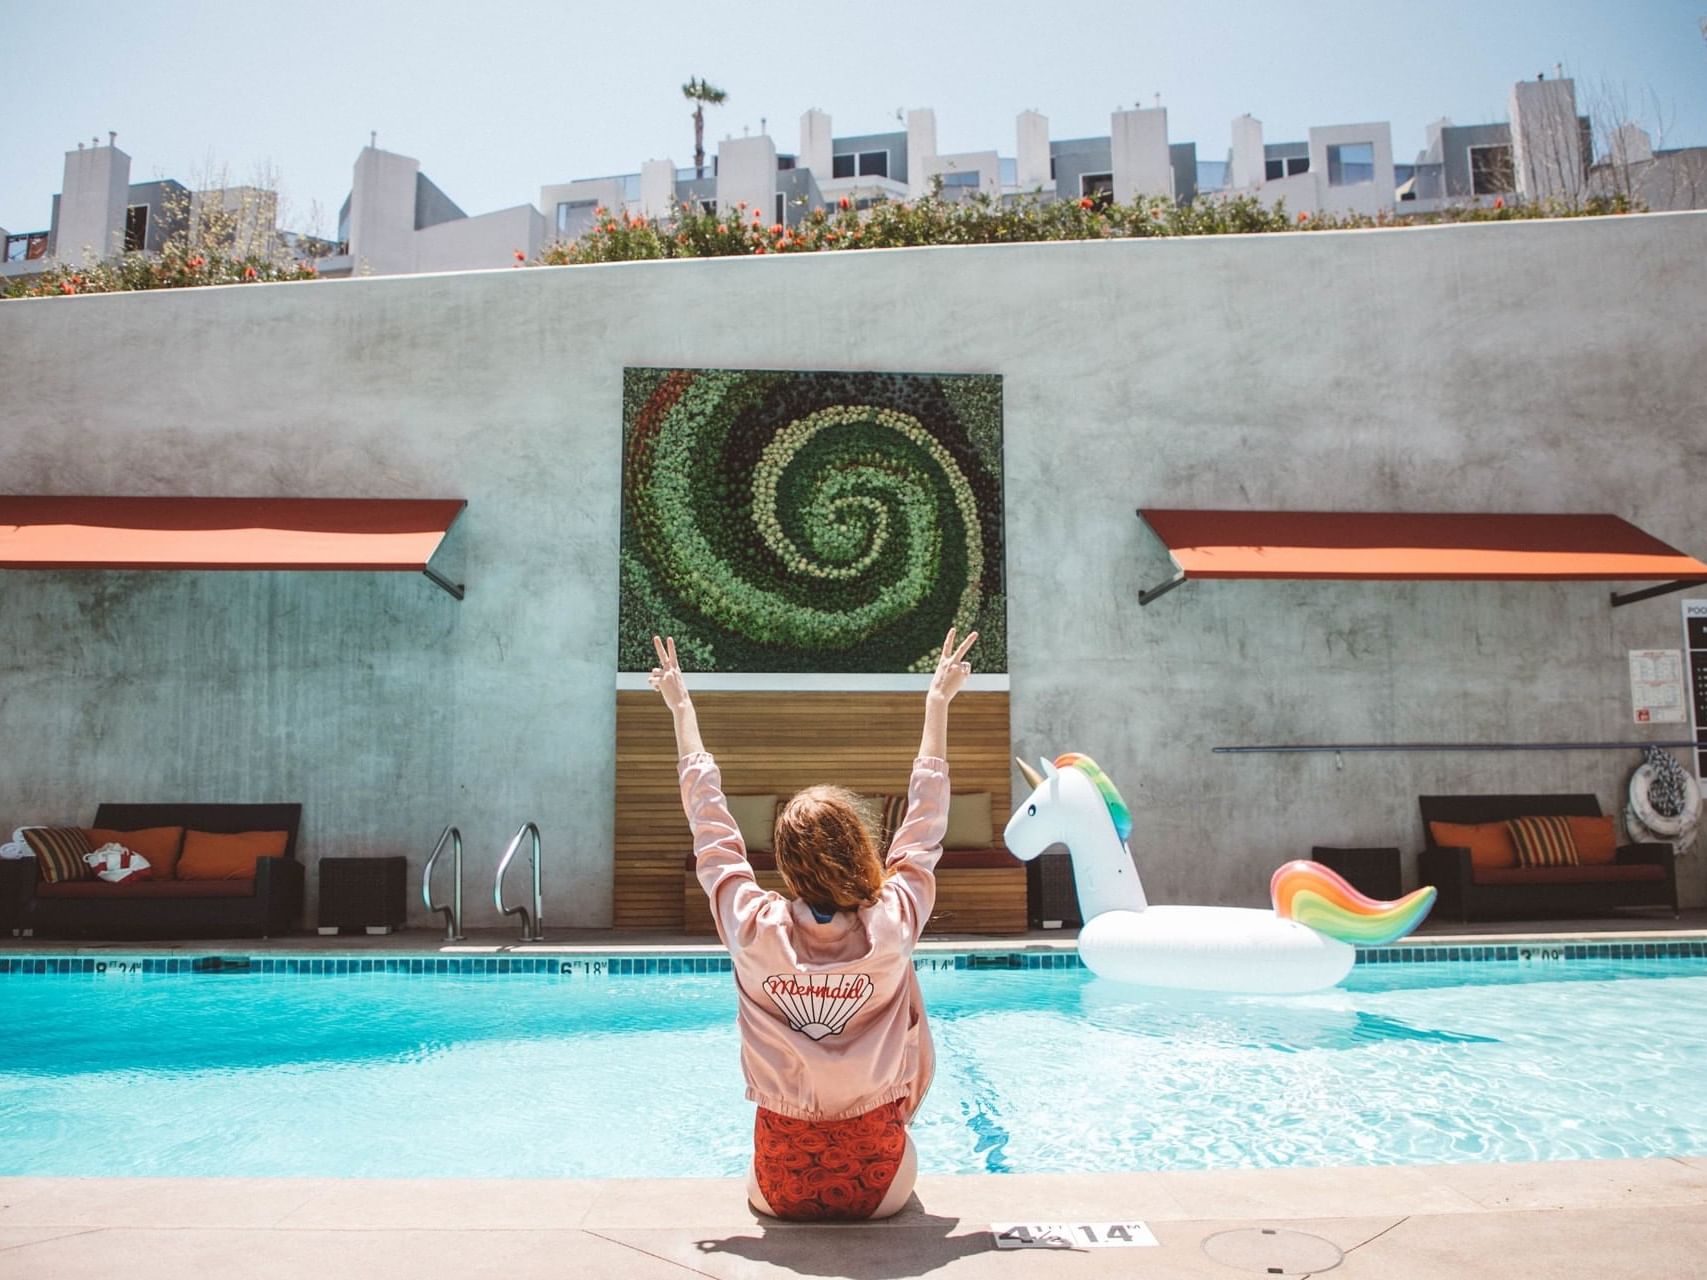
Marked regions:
[869,1133,917,1220]
[747,1163,777,1217]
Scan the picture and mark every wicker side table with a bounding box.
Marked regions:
[1028,852,1082,929]
[317,856,408,935]
[1310,846,1403,903]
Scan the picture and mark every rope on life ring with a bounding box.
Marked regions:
[1625,748,1701,851]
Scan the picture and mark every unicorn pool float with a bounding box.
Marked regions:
[1006,754,1437,994]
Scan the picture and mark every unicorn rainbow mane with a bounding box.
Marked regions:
[1054,753,1132,843]
[1269,860,1435,946]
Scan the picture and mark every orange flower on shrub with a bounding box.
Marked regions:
[838,196,851,210]
[243,266,257,280]
[1297,212,1309,223]
[1079,196,1094,209]
[1493,197,1504,209]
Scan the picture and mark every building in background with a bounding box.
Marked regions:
[316,143,547,279]
[2,135,290,285]
[7,73,1704,285]
[1221,115,1396,217]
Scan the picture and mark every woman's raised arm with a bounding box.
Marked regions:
[918,627,977,759]
[649,634,705,758]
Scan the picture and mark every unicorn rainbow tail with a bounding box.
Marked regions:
[1269,860,1436,946]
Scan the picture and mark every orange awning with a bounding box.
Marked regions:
[0,496,467,598]
[1136,509,1707,607]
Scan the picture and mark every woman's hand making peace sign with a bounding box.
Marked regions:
[649,634,705,755]
[648,634,691,714]
[927,627,978,704]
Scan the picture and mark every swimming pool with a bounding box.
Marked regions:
[3,946,1706,1179]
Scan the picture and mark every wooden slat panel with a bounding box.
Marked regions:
[616,691,1017,932]
[682,864,1027,936]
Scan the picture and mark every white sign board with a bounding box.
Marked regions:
[991,1222,1159,1249]
[1629,648,1686,723]
[1686,600,1707,782]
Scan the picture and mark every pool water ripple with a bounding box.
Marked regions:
[1,956,1704,1177]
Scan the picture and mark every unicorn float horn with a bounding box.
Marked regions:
[1015,757,1043,788]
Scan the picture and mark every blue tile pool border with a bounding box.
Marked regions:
[1,938,1704,977]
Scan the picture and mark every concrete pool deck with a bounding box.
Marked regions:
[5,919,1707,1276]
[4,1159,1707,1278]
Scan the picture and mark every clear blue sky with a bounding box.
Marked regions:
[2,0,1704,236]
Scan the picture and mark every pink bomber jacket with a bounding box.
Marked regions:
[678,750,947,1122]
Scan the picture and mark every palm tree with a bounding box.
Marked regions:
[682,78,728,181]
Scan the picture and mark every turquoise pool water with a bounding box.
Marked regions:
[3,952,1706,1178]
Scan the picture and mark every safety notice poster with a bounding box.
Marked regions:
[1629,649,1686,723]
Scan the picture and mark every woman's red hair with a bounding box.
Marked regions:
[772,785,886,913]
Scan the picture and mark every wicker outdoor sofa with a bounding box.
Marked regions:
[2,802,303,940]
[1418,793,1677,923]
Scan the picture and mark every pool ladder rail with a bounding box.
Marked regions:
[422,825,465,942]
[422,821,545,942]
[494,821,544,942]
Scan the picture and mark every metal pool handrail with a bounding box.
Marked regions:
[1213,740,1698,754]
[422,825,465,942]
[494,822,544,942]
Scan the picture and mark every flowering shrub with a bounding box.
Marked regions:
[4,246,319,298]
[537,186,1644,267]
[620,369,1006,674]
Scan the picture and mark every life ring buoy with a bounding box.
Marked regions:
[1627,760,1701,841]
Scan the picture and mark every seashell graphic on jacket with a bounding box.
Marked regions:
[761,973,875,1040]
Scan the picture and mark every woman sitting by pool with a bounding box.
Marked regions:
[649,626,978,1221]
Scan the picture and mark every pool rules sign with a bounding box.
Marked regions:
[1687,600,1707,782]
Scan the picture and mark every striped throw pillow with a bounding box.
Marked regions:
[21,827,96,883]
[1506,815,1580,868]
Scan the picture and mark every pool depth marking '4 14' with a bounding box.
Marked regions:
[1005,754,1438,993]
[992,1222,1160,1249]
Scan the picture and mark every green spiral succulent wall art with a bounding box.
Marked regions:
[620,368,1006,674]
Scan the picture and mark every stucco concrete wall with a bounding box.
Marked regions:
[2,212,1704,929]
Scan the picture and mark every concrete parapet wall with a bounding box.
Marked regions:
[2,213,1704,926]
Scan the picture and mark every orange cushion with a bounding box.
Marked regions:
[83,826,186,879]
[1567,815,1618,866]
[1428,820,1518,870]
[176,829,289,880]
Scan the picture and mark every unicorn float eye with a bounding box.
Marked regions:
[1026,804,1036,816]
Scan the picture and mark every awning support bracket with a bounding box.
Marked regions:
[1609,579,1701,608]
[1138,570,1187,607]
[423,566,465,601]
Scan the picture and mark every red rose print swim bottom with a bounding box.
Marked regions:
[751,1100,908,1220]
